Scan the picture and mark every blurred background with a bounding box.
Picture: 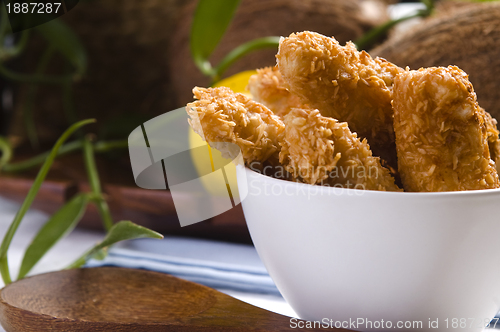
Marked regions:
[0,0,498,243]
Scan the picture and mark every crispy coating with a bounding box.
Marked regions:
[186,87,285,165]
[392,66,500,192]
[483,109,500,173]
[247,67,304,118]
[280,108,401,191]
[276,31,403,164]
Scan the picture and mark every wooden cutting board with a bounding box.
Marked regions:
[0,267,351,331]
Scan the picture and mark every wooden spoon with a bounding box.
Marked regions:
[0,267,350,331]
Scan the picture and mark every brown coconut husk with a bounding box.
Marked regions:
[371,2,500,121]
[9,0,186,144]
[169,0,389,106]
[9,0,389,145]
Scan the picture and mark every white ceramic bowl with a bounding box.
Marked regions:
[237,165,500,332]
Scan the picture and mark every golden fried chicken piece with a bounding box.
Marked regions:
[276,31,403,166]
[483,109,500,172]
[280,108,401,191]
[187,87,285,165]
[392,66,500,192]
[247,67,304,118]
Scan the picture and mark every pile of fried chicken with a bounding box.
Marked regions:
[186,31,500,192]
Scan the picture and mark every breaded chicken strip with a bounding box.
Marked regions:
[280,108,401,191]
[276,31,403,165]
[187,87,285,165]
[392,66,500,192]
[247,67,304,118]
[483,109,500,172]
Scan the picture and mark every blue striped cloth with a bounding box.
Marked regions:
[86,236,280,294]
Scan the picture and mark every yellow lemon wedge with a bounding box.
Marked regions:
[213,70,256,96]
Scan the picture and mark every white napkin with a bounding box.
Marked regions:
[86,236,280,294]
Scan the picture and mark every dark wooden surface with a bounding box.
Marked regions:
[0,153,251,243]
[0,267,351,332]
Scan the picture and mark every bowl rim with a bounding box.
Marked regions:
[241,165,500,198]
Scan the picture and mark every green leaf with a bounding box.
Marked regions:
[18,193,89,280]
[0,136,12,170]
[66,221,163,269]
[35,19,87,78]
[0,119,95,285]
[190,0,241,75]
[83,137,113,231]
[213,36,280,82]
[355,0,435,51]
[91,248,108,261]
[355,12,424,51]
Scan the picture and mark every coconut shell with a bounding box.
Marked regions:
[9,0,186,143]
[169,0,389,107]
[371,2,500,121]
[65,0,186,129]
[10,0,389,144]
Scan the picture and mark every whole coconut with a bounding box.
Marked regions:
[170,0,389,107]
[372,2,500,121]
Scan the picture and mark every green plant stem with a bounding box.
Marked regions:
[83,137,113,231]
[0,62,72,84]
[0,258,10,284]
[1,139,128,173]
[0,119,95,285]
[24,46,56,149]
[62,61,79,128]
[63,79,78,127]
[35,19,87,79]
[65,248,93,269]
[194,58,215,77]
[355,0,434,50]
[2,140,82,173]
[355,13,421,50]
[66,221,163,269]
[212,36,280,83]
[422,0,435,11]
[190,0,242,77]
[1,29,31,60]
[0,2,31,59]
[94,140,129,152]
[0,137,12,170]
